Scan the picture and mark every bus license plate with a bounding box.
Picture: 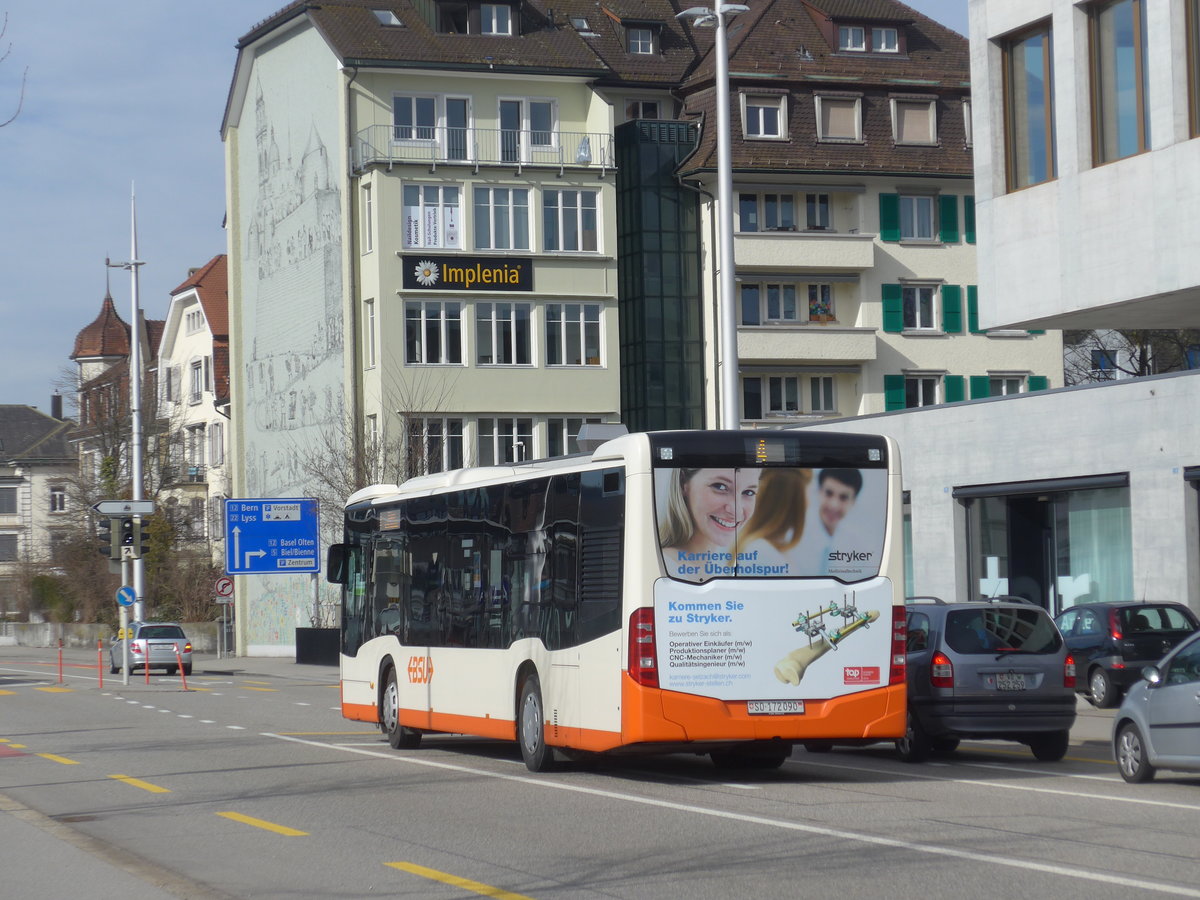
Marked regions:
[995,673,1025,691]
[748,700,805,715]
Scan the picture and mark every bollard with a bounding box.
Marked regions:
[97,640,104,690]
[57,643,63,685]
[145,642,150,685]
[174,644,188,691]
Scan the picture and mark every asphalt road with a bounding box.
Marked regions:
[0,646,1196,900]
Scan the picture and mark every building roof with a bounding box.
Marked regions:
[171,254,229,339]
[0,405,74,465]
[70,293,130,361]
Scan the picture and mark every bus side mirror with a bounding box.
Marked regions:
[327,544,348,584]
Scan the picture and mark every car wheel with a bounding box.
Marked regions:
[895,711,932,763]
[931,737,960,755]
[109,664,118,675]
[381,667,421,750]
[803,741,834,754]
[1115,722,1156,783]
[1028,729,1070,762]
[1089,668,1118,708]
[518,673,555,772]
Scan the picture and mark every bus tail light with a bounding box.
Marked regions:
[628,608,659,688]
[889,605,906,685]
[1064,654,1076,689]
[930,651,953,688]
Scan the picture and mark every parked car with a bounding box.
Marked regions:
[1112,629,1200,783]
[110,622,193,675]
[1054,602,1199,708]
[897,597,1077,762]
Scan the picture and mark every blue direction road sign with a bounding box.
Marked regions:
[224,498,320,575]
[116,585,136,607]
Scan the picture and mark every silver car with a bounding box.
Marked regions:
[110,622,193,676]
[1113,629,1200,783]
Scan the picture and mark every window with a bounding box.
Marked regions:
[0,487,16,516]
[806,193,830,230]
[476,302,532,365]
[362,183,374,253]
[737,193,795,232]
[1092,348,1118,380]
[963,97,973,147]
[627,26,654,54]
[49,487,66,513]
[838,25,865,51]
[905,375,939,408]
[481,3,512,34]
[816,94,861,142]
[189,360,205,403]
[478,417,533,464]
[810,376,836,413]
[743,94,784,138]
[740,283,798,324]
[393,95,436,141]
[1090,0,1149,164]
[209,421,225,466]
[546,303,601,365]
[500,98,556,162]
[892,98,936,145]
[403,185,460,249]
[990,375,1025,396]
[473,187,530,250]
[808,283,834,320]
[0,534,16,562]
[373,9,402,25]
[872,27,899,52]
[1190,0,1200,136]
[185,309,204,334]
[903,285,937,330]
[543,190,598,252]
[405,301,463,364]
[1004,22,1056,189]
[363,298,376,369]
[414,417,463,474]
[548,417,601,457]
[742,375,800,418]
[900,194,935,240]
[625,99,661,120]
[187,424,206,468]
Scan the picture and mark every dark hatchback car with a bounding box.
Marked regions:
[1054,602,1200,708]
[899,598,1077,762]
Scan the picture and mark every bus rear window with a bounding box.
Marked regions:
[654,466,887,583]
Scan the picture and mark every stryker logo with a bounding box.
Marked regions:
[828,550,875,563]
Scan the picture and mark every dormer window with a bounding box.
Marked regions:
[372,9,402,26]
[481,3,512,35]
[839,23,901,53]
[627,25,656,54]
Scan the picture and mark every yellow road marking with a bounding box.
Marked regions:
[217,811,308,836]
[109,774,171,794]
[386,862,535,899]
[243,681,272,686]
[8,743,26,749]
[37,753,79,765]
[36,687,72,693]
[240,687,278,692]
[0,690,15,695]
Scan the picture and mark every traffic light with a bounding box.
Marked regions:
[97,517,117,559]
[119,517,135,554]
[135,518,150,558]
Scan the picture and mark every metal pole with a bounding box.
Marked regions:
[714,9,739,430]
[129,188,146,623]
[121,554,131,686]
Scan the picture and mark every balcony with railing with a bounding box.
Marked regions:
[354,124,616,175]
[735,229,876,271]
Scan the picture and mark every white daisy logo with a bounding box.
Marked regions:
[414,260,439,286]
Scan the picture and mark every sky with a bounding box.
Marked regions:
[0,0,969,411]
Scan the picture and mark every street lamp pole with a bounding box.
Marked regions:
[678,3,747,430]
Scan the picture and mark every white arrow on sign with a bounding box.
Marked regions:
[93,499,156,516]
[244,549,266,568]
[231,526,241,568]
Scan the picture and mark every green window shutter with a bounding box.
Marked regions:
[969,375,991,399]
[1028,375,1050,392]
[1028,328,1046,335]
[882,283,904,333]
[884,374,906,410]
[964,195,976,244]
[943,375,965,403]
[967,285,982,334]
[939,195,959,243]
[941,285,963,333]
[880,193,901,243]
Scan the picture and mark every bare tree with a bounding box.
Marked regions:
[1,13,27,127]
[1064,329,1200,385]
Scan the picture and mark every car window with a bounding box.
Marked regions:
[139,626,185,639]
[906,611,930,652]
[1125,606,1197,633]
[1078,610,1103,636]
[1056,609,1077,635]
[1164,642,1200,685]
[944,607,1062,654]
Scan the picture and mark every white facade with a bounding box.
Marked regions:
[969,0,1200,330]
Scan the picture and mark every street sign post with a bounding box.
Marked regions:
[115,585,136,607]
[224,498,320,575]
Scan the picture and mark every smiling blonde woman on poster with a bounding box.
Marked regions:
[658,467,762,581]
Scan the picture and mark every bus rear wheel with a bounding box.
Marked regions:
[382,667,421,750]
[518,673,555,772]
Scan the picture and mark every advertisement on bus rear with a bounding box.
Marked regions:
[653,577,895,701]
[654,466,887,583]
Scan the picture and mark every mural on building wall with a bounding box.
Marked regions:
[239,68,345,649]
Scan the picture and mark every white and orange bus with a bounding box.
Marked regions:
[327,428,906,771]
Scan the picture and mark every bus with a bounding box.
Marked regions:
[326,428,906,771]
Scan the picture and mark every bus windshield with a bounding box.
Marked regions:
[654,465,887,583]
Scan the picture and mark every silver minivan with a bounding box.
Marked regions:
[901,598,1078,762]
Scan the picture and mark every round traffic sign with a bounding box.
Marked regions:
[214,576,234,598]
[116,585,136,607]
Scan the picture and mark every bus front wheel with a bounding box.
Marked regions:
[382,667,422,750]
[518,673,555,772]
